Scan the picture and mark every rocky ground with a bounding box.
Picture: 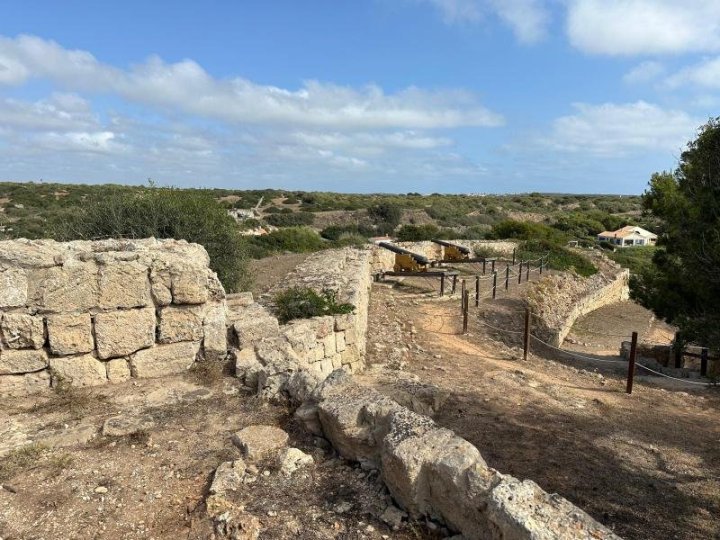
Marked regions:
[0,369,439,540]
[356,275,720,540]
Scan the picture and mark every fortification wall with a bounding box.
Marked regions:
[0,238,226,396]
[369,240,518,273]
[528,253,630,347]
[235,245,621,540]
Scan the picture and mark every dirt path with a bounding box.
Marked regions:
[358,281,720,540]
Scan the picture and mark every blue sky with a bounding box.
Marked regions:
[1,1,719,194]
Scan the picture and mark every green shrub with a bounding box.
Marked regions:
[332,233,368,248]
[320,224,374,241]
[517,239,597,277]
[251,227,325,253]
[396,224,441,241]
[47,186,251,292]
[265,212,315,227]
[489,219,567,244]
[274,287,354,323]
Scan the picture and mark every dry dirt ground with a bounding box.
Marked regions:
[356,275,720,540]
[248,253,311,299]
[0,369,436,540]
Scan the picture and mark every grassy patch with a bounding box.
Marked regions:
[517,239,597,277]
[0,443,48,483]
[275,287,354,323]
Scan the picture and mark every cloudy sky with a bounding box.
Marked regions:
[1,1,718,194]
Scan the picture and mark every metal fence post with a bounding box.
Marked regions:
[518,262,523,284]
[492,271,497,300]
[440,274,445,296]
[505,265,510,290]
[475,275,480,307]
[463,290,469,334]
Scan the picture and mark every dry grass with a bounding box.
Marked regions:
[0,443,48,483]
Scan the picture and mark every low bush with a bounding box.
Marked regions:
[516,239,597,277]
[274,287,354,323]
[47,186,251,292]
[251,227,325,253]
[265,212,315,227]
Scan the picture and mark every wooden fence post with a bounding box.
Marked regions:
[626,331,638,394]
[674,331,682,368]
[518,262,523,284]
[461,278,466,300]
[701,347,708,377]
[475,275,480,307]
[452,274,457,295]
[463,290,469,334]
[525,261,530,282]
[505,265,510,290]
[539,257,544,275]
[523,308,530,360]
[482,259,486,275]
[440,274,445,296]
[492,271,497,300]
[491,259,496,273]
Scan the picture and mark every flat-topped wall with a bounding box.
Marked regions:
[263,247,372,376]
[528,253,629,347]
[0,238,226,396]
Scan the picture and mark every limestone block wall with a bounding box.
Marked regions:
[369,240,518,273]
[0,238,226,396]
[528,254,630,347]
[263,247,372,377]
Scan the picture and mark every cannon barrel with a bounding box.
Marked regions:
[431,239,471,255]
[378,242,430,265]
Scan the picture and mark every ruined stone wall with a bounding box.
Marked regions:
[369,240,517,273]
[528,253,630,347]
[0,238,226,396]
[268,248,372,377]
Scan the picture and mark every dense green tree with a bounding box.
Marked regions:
[638,118,720,347]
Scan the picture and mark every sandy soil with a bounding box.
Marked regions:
[357,278,720,540]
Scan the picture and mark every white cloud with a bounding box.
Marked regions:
[0,34,503,130]
[290,130,452,152]
[34,131,125,154]
[548,101,700,156]
[419,0,549,43]
[665,56,720,89]
[567,0,720,55]
[623,61,665,84]
[0,93,97,131]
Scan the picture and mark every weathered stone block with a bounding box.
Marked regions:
[158,305,203,344]
[98,261,151,308]
[282,321,316,353]
[1,313,45,349]
[233,305,280,349]
[344,326,357,345]
[203,303,227,361]
[106,357,131,382]
[29,261,99,312]
[231,425,289,461]
[335,332,346,353]
[334,313,354,331]
[149,262,172,306]
[312,344,325,362]
[47,313,94,355]
[171,265,209,304]
[0,267,28,308]
[49,354,107,387]
[235,347,262,389]
[321,333,336,357]
[0,349,48,374]
[0,370,51,397]
[95,308,155,359]
[130,341,200,378]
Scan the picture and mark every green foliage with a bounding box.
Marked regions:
[250,227,325,254]
[637,117,720,348]
[367,202,401,234]
[46,186,250,292]
[320,224,375,241]
[332,233,369,248]
[238,218,261,230]
[396,224,442,241]
[274,287,354,323]
[517,239,597,277]
[265,211,315,227]
[489,220,567,244]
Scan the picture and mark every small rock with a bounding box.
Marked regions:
[232,425,289,461]
[334,501,353,514]
[278,447,314,476]
[102,415,155,437]
[210,459,246,495]
[380,504,406,529]
[94,486,108,494]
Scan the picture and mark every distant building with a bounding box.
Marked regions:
[597,226,657,248]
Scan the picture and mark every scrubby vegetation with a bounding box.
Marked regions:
[274,287,354,323]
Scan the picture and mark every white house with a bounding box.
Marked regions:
[597,226,657,248]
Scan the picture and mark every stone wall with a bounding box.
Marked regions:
[0,238,226,396]
[370,240,518,273]
[233,248,372,385]
[528,253,630,347]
